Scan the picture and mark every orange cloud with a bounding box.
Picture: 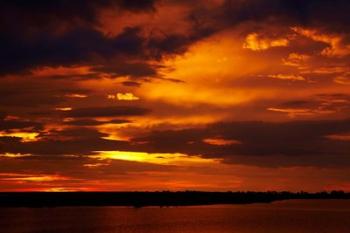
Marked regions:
[203,138,241,146]
[0,131,39,142]
[267,107,335,118]
[243,33,289,51]
[325,133,350,141]
[292,27,350,57]
[283,53,310,67]
[267,74,306,81]
[65,93,88,98]
[334,75,350,85]
[0,153,32,158]
[141,30,272,108]
[107,92,140,101]
[0,173,69,182]
[55,107,72,111]
[267,108,314,117]
[32,65,94,77]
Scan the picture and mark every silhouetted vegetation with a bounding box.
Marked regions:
[0,191,349,208]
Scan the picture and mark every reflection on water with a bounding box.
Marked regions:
[0,200,350,233]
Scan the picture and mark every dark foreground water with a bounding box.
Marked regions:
[0,200,349,233]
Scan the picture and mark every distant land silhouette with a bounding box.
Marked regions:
[0,191,349,208]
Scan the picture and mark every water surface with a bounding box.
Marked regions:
[0,200,349,233]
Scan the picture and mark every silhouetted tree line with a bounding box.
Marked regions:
[0,191,348,208]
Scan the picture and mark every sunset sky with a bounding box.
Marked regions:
[1,0,350,192]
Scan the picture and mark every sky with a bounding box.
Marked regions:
[1,0,350,192]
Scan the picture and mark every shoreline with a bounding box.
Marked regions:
[0,191,349,208]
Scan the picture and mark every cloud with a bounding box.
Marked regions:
[0,118,42,131]
[325,133,350,142]
[1,26,146,75]
[1,0,350,191]
[3,0,350,77]
[0,128,130,156]
[55,107,72,112]
[0,0,157,32]
[93,62,158,78]
[0,1,212,78]
[243,33,289,51]
[116,93,140,101]
[266,74,306,81]
[65,106,150,118]
[216,0,350,32]
[292,27,350,57]
[0,78,90,107]
[267,94,350,118]
[129,119,350,168]
[0,132,39,142]
[0,1,159,77]
[267,108,314,117]
[334,74,350,85]
[0,173,68,182]
[282,53,310,67]
[65,94,88,98]
[64,119,130,126]
[203,137,241,146]
[122,81,142,87]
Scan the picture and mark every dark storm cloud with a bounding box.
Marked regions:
[0,0,157,31]
[0,0,213,77]
[0,26,209,78]
[0,1,200,77]
[65,106,150,118]
[2,0,350,77]
[130,119,350,167]
[0,0,161,75]
[0,26,145,75]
